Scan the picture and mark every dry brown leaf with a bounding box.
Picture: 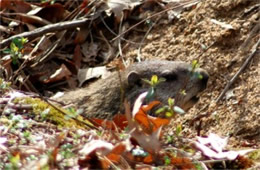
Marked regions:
[0,57,13,79]
[134,100,169,133]
[35,3,66,23]
[0,0,32,13]
[79,140,114,156]
[43,64,72,84]
[77,66,110,87]
[171,157,195,169]
[124,93,163,156]
[78,140,114,169]
[91,114,127,130]
[105,0,141,20]
[74,26,90,44]
[73,44,82,70]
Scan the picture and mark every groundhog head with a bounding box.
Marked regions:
[124,60,209,113]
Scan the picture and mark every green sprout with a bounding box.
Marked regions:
[191,60,200,70]
[142,75,166,101]
[5,154,21,170]
[60,143,74,159]
[0,78,11,90]
[175,124,182,136]
[191,60,203,80]
[3,37,28,65]
[156,98,185,118]
[164,155,171,165]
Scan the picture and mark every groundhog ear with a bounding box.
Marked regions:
[127,71,140,86]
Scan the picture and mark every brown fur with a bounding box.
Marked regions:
[56,60,209,119]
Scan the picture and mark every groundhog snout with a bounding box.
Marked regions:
[197,69,209,91]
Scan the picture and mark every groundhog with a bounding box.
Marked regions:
[56,60,209,119]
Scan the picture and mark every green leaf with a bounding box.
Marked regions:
[11,57,17,65]
[155,106,167,114]
[191,60,199,70]
[180,89,186,96]
[21,37,28,45]
[10,42,19,52]
[23,131,31,138]
[12,38,23,49]
[151,75,158,85]
[194,72,203,80]
[173,106,185,114]
[165,111,173,118]
[164,156,171,165]
[142,78,153,86]
[168,98,174,107]
[198,74,203,79]
[176,124,182,136]
[158,77,166,83]
[166,135,174,143]
[18,52,23,58]
[12,37,27,49]
[2,48,11,54]
[195,163,204,170]
[142,75,165,88]
[67,107,76,114]
[10,154,20,165]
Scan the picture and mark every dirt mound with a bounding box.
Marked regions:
[124,0,260,146]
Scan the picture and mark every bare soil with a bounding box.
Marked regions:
[124,0,259,147]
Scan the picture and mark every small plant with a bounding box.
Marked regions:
[23,131,31,141]
[175,124,182,136]
[5,154,21,170]
[3,37,28,65]
[142,75,166,101]
[164,155,171,165]
[60,143,74,159]
[0,78,11,91]
[191,60,203,80]
[155,98,185,118]
[65,107,83,120]
[142,75,185,118]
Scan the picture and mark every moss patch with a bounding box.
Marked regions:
[14,97,92,129]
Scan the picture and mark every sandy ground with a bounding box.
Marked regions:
[124,0,260,147]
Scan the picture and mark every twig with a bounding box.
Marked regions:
[31,6,86,67]
[137,17,160,62]
[31,30,66,67]
[195,41,216,60]
[111,0,199,42]
[0,18,90,48]
[118,14,127,67]
[99,30,114,63]
[216,38,260,102]
[238,21,260,52]
[190,37,259,125]
[100,15,142,45]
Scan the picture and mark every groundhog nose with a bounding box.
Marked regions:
[199,70,209,90]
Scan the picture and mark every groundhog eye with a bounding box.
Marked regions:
[162,72,178,81]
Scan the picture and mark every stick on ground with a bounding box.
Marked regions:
[216,38,260,102]
[0,18,89,48]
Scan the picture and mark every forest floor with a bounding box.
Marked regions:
[0,0,259,169]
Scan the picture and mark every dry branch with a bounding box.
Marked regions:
[216,38,260,102]
[0,18,89,48]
